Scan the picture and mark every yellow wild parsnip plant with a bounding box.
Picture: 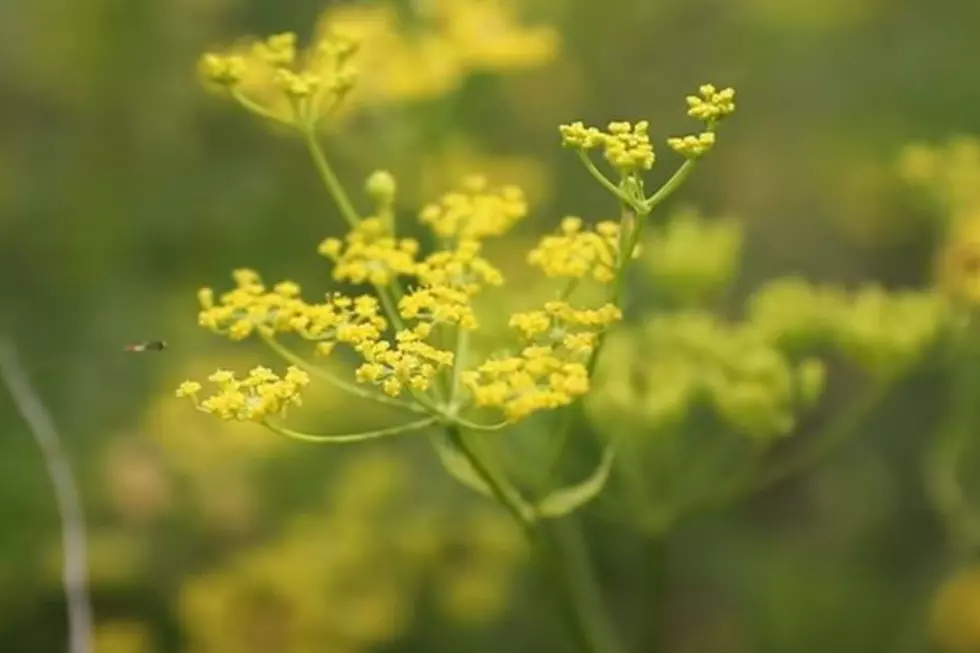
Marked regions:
[176,18,970,652]
[180,24,736,653]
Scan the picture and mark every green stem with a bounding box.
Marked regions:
[374,283,406,331]
[263,416,437,443]
[301,128,361,229]
[445,426,620,653]
[231,89,295,128]
[451,327,468,400]
[260,333,429,414]
[444,415,511,432]
[642,158,698,212]
[576,151,638,209]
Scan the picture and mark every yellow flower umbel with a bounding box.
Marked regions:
[527,216,632,283]
[318,218,420,286]
[418,175,528,242]
[177,366,310,423]
[187,30,738,548]
[199,30,359,128]
[560,120,655,177]
[558,82,736,258]
[462,301,621,420]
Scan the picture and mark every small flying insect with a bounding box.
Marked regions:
[124,340,168,353]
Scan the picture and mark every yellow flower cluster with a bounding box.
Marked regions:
[356,328,454,397]
[196,269,303,341]
[176,366,311,422]
[197,270,387,354]
[666,131,716,159]
[527,217,631,283]
[418,176,528,242]
[685,84,737,123]
[319,217,420,285]
[199,30,359,125]
[462,348,590,421]
[393,179,525,332]
[559,120,655,174]
[509,301,622,351]
[462,301,621,420]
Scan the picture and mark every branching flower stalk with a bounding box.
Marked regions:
[186,28,735,653]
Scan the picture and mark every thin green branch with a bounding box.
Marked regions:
[446,427,535,526]
[264,416,438,443]
[301,128,362,229]
[642,158,698,212]
[260,333,430,414]
[231,90,295,128]
[451,328,468,400]
[374,283,406,331]
[444,414,511,432]
[576,151,636,209]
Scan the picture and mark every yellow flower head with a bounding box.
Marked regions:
[666,131,716,159]
[178,365,311,422]
[415,239,505,293]
[510,300,621,353]
[685,84,736,123]
[296,293,389,354]
[198,29,360,126]
[527,217,632,283]
[197,270,387,354]
[418,176,527,242]
[355,328,454,397]
[461,347,590,421]
[399,285,479,330]
[559,121,655,175]
[319,217,420,286]
[197,270,312,341]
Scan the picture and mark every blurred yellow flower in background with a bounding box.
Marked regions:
[178,449,526,653]
[936,212,980,305]
[102,438,173,525]
[899,137,980,224]
[898,137,980,306]
[406,137,553,210]
[92,620,154,653]
[316,0,559,116]
[932,565,980,653]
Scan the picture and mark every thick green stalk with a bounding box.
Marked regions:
[445,426,620,653]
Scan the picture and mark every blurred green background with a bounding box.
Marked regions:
[3,0,980,652]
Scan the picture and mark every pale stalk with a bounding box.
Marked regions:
[0,337,93,653]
